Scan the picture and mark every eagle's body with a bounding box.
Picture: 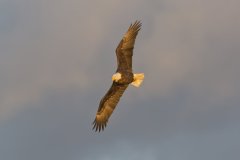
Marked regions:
[92,21,144,132]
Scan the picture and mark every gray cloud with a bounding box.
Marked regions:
[1,0,240,159]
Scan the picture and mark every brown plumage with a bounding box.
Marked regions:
[92,21,143,132]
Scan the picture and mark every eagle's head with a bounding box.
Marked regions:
[112,72,122,82]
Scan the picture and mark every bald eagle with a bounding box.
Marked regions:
[92,21,144,132]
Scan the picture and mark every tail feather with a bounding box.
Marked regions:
[131,73,144,87]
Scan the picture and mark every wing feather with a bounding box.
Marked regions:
[92,83,128,132]
[116,21,141,71]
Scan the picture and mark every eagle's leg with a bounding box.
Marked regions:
[131,73,144,87]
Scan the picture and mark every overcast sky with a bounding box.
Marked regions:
[1,0,240,159]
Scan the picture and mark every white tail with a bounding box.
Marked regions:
[131,73,144,87]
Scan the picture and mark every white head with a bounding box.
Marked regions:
[112,72,122,82]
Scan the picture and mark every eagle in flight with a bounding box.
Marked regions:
[92,21,144,132]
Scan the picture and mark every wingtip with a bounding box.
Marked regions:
[133,20,141,24]
[133,20,142,27]
[129,20,142,30]
[92,119,107,132]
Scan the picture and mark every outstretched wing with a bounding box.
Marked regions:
[92,83,128,132]
[116,21,141,72]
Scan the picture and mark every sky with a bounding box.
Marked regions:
[0,0,240,159]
